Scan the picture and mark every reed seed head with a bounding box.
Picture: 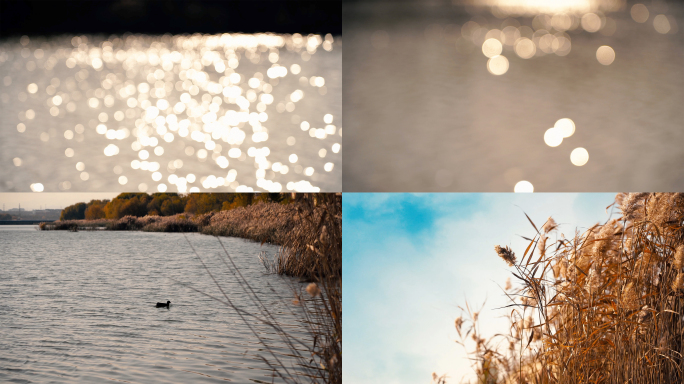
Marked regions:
[495,245,517,267]
[674,245,684,270]
[673,273,684,292]
[455,316,463,334]
[542,217,557,233]
[619,192,650,221]
[306,282,321,297]
[533,328,541,342]
[538,235,547,257]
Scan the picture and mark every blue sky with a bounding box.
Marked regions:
[343,193,617,384]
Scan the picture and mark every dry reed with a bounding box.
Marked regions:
[450,193,684,384]
[177,194,341,384]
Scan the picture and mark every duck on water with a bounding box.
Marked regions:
[156,300,170,308]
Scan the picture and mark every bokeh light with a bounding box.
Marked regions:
[571,147,589,166]
[596,46,615,65]
[555,118,575,138]
[544,127,563,147]
[482,38,503,58]
[514,180,534,193]
[581,13,602,33]
[514,38,536,59]
[487,55,509,75]
[653,14,671,34]
[631,4,649,23]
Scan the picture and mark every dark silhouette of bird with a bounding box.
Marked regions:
[156,300,170,308]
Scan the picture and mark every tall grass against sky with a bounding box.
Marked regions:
[455,193,684,383]
[343,193,615,383]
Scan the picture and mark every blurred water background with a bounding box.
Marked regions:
[0,226,311,383]
[343,0,683,192]
[0,33,341,193]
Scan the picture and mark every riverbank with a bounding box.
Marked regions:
[39,197,341,280]
[41,202,296,243]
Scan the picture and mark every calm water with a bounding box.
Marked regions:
[0,226,310,383]
[0,33,342,193]
[344,1,684,192]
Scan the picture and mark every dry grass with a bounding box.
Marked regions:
[177,194,341,384]
[448,193,684,384]
[199,202,298,245]
[39,214,198,232]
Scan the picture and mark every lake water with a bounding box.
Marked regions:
[0,33,342,193]
[0,226,311,383]
[343,1,683,192]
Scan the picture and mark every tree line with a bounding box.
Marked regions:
[60,193,291,221]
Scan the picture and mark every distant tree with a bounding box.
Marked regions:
[280,193,294,204]
[161,195,186,216]
[61,202,87,220]
[186,193,234,214]
[103,193,152,219]
[235,193,253,207]
[220,193,254,210]
[84,199,108,220]
[0,213,13,220]
[147,193,182,216]
[115,193,152,202]
[254,193,270,203]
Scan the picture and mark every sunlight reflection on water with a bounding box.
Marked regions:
[0,33,342,192]
[344,1,683,192]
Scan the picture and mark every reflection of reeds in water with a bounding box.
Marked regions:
[446,193,684,384]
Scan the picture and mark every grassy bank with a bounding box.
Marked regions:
[448,193,684,384]
[40,196,341,280]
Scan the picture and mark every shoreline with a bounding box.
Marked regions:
[39,202,297,246]
[39,197,342,281]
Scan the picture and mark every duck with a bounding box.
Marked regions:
[156,300,170,308]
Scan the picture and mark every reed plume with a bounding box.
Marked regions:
[495,245,516,267]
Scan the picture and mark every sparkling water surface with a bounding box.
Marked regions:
[0,33,342,193]
[0,226,310,383]
[344,1,683,192]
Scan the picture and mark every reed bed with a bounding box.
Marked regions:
[178,194,341,384]
[199,202,298,245]
[449,193,684,384]
[40,214,199,232]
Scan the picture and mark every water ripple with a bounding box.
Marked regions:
[0,227,311,383]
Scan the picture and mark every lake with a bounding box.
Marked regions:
[0,226,311,383]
